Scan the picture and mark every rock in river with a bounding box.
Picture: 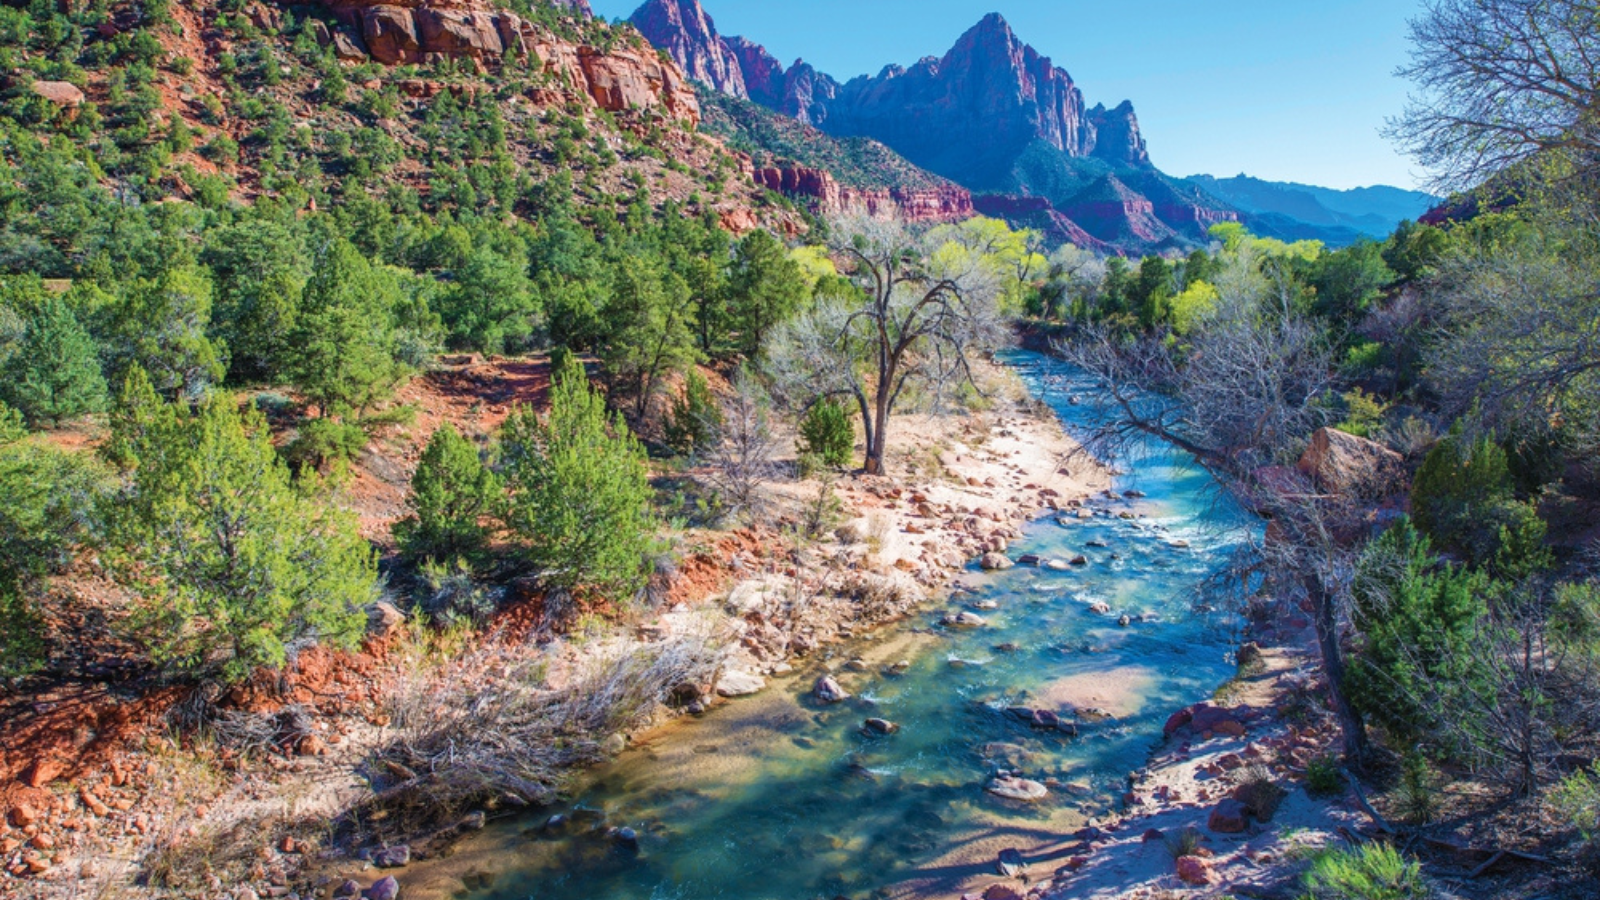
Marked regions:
[980,552,1014,570]
[863,718,899,735]
[943,611,988,628]
[716,669,767,697]
[986,775,1049,802]
[813,676,850,704]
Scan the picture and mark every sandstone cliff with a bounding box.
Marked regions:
[314,0,699,126]
[751,162,974,223]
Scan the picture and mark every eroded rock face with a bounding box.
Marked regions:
[629,0,747,97]
[749,163,974,223]
[314,0,698,126]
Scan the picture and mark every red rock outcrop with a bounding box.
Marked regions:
[313,0,698,126]
[750,163,973,223]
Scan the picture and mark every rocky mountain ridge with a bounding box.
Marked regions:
[627,0,1233,252]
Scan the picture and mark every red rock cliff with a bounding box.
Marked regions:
[312,0,698,126]
[750,163,973,223]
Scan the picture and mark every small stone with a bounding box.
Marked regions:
[813,677,850,704]
[365,876,400,900]
[983,884,1024,900]
[1116,614,1132,627]
[996,847,1025,876]
[372,845,410,868]
[600,733,626,756]
[333,879,361,898]
[457,811,486,831]
[610,826,639,852]
[21,758,61,788]
[862,718,899,735]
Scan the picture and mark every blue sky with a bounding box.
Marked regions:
[589,0,1428,190]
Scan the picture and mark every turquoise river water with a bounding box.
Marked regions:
[410,350,1254,900]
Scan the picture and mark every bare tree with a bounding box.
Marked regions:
[765,217,1005,475]
[1387,0,1600,189]
[708,369,781,523]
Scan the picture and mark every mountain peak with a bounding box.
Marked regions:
[630,0,749,98]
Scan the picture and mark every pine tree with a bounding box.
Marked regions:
[664,369,722,456]
[1,294,107,426]
[727,229,807,357]
[396,423,499,563]
[289,239,405,416]
[500,368,653,599]
[104,391,376,681]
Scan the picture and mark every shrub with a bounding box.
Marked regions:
[1336,387,1388,438]
[281,416,368,472]
[1396,752,1440,825]
[1347,517,1493,747]
[1164,825,1203,860]
[1302,844,1433,900]
[1235,765,1287,822]
[1411,428,1549,573]
[664,369,721,457]
[798,398,854,469]
[1551,762,1600,875]
[499,368,653,600]
[1305,755,1344,797]
[104,386,375,682]
[395,423,499,563]
[415,558,499,627]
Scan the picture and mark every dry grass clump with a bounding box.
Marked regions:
[1236,765,1288,822]
[362,633,723,829]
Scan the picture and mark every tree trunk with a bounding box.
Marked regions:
[1307,570,1369,766]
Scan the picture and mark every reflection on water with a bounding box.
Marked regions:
[416,351,1253,900]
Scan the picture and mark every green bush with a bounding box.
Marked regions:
[1551,762,1600,874]
[1411,428,1550,573]
[396,423,499,563]
[664,369,721,456]
[104,384,375,682]
[1347,517,1493,747]
[500,367,653,601]
[1302,844,1433,900]
[1305,755,1344,797]
[282,416,368,472]
[799,398,854,469]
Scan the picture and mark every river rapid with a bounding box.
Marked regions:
[406,350,1254,900]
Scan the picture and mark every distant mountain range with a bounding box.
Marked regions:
[1186,175,1439,244]
[628,0,1432,253]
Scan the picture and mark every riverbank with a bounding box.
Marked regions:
[0,357,1114,900]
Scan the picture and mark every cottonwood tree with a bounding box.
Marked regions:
[766,217,1004,476]
[1388,0,1600,188]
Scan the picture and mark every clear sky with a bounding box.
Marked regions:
[589,0,1429,191]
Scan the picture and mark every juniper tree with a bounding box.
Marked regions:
[1,293,107,426]
[396,423,499,563]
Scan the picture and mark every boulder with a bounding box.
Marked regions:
[1206,798,1249,833]
[715,669,766,697]
[813,676,849,704]
[979,552,1013,570]
[332,27,368,61]
[982,885,1025,900]
[1176,854,1212,885]
[30,80,84,109]
[985,776,1048,802]
[361,6,422,65]
[1296,427,1407,499]
[862,718,899,735]
[366,600,406,637]
[365,876,401,900]
[943,611,987,628]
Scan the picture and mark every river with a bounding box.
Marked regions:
[405,349,1254,900]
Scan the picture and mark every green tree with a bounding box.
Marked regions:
[103,264,227,399]
[664,368,721,457]
[396,423,499,563]
[202,219,309,382]
[1412,428,1549,572]
[598,253,700,421]
[439,239,538,353]
[499,368,652,599]
[726,229,806,358]
[798,398,854,468]
[103,385,375,681]
[1,294,107,426]
[289,239,406,416]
